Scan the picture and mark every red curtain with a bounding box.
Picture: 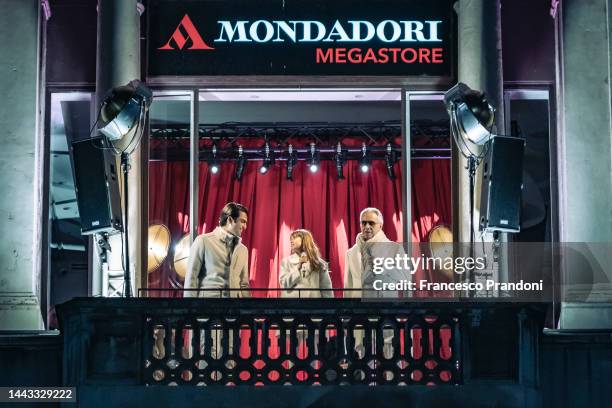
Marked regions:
[148,156,451,297]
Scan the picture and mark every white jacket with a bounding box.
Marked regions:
[343,229,409,298]
[344,230,389,297]
[184,226,250,298]
[279,253,333,298]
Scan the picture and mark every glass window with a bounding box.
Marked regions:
[47,92,93,324]
[407,93,452,298]
[147,92,192,296]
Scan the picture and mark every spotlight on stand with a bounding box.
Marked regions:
[259,142,273,174]
[359,143,371,173]
[99,80,152,151]
[308,142,320,173]
[286,144,297,180]
[235,145,246,181]
[334,142,345,180]
[443,82,495,146]
[209,144,220,174]
[385,143,397,180]
[97,79,153,298]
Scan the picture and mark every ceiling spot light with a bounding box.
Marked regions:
[209,145,219,174]
[308,142,319,173]
[286,144,297,180]
[359,143,370,173]
[335,142,345,180]
[235,145,246,181]
[385,143,397,180]
[259,142,273,174]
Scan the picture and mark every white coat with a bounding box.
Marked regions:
[279,253,333,298]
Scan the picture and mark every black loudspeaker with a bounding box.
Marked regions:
[479,136,525,233]
[70,138,122,234]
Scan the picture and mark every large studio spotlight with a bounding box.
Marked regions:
[359,143,371,173]
[286,144,297,180]
[334,142,345,180]
[385,143,397,180]
[209,145,220,174]
[97,79,153,298]
[259,142,273,174]
[444,82,495,146]
[99,80,152,150]
[308,142,320,173]
[235,145,246,181]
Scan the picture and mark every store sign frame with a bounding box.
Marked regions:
[147,0,457,77]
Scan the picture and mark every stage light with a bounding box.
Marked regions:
[209,145,219,174]
[99,80,152,146]
[259,142,273,174]
[334,142,345,180]
[286,144,297,180]
[444,82,495,146]
[308,142,319,173]
[235,146,246,181]
[385,143,396,180]
[96,79,153,298]
[359,143,370,173]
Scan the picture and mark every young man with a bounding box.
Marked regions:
[184,202,251,298]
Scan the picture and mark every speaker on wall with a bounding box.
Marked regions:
[70,137,122,235]
[479,136,525,233]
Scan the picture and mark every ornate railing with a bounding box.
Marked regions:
[57,298,545,390]
[144,306,460,386]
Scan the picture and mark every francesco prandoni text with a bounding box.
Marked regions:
[372,254,544,292]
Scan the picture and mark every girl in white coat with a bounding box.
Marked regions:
[279,229,333,298]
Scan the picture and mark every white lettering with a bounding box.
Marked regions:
[400,21,426,42]
[215,21,250,42]
[426,21,442,42]
[323,20,352,42]
[348,20,375,41]
[376,20,402,42]
[214,19,444,44]
[300,21,326,42]
[273,21,298,42]
[249,20,275,42]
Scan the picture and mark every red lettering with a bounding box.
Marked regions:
[335,48,347,63]
[159,14,214,50]
[363,48,378,63]
[401,48,417,63]
[432,48,444,63]
[348,48,362,63]
[376,48,389,64]
[419,48,431,63]
[389,48,401,63]
[316,48,334,63]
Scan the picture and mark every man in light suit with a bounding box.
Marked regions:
[184,202,251,298]
[343,207,409,360]
[344,207,408,298]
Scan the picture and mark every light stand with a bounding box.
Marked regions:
[120,152,132,297]
[444,83,495,295]
[467,154,477,288]
[98,80,152,298]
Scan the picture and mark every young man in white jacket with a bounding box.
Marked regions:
[184,202,251,298]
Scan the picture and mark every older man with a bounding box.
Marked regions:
[184,202,251,298]
[344,207,408,360]
[344,207,408,298]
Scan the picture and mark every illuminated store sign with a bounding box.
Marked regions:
[148,0,456,76]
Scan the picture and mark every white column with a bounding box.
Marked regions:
[0,0,44,329]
